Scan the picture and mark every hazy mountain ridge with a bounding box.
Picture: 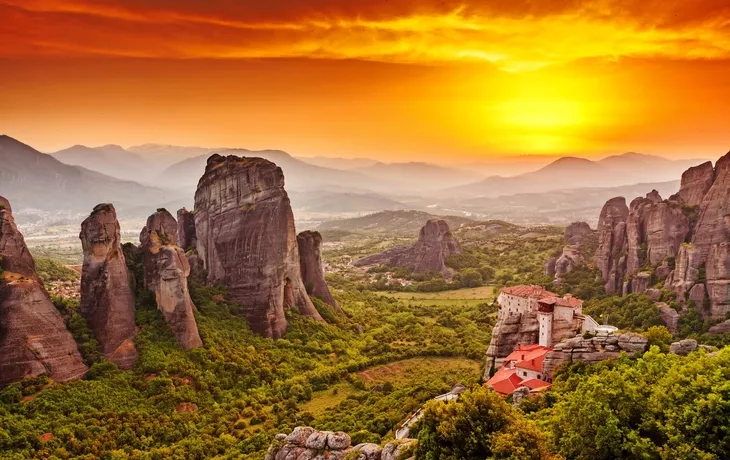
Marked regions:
[316,210,475,236]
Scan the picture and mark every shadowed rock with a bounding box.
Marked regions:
[140,209,202,350]
[79,203,138,369]
[354,218,461,276]
[677,161,714,206]
[297,230,341,313]
[594,197,629,293]
[194,154,324,338]
[177,208,197,251]
[1,196,87,385]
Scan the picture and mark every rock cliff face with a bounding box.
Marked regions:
[553,246,584,285]
[1,196,88,385]
[484,312,539,373]
[565,221,593,245]
[79,203,138,369]
[266,427,415,460]
[297,230,341,313]
[595,197,630,293]
[140,209,202,350]
[677,161,714,206]
[194,154,324,338]
[354,218,461,276]
[542,333,648,377]
[176,208,197,251]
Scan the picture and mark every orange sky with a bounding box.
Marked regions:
[1,0,729,162]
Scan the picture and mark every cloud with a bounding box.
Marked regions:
[2,0,729,71]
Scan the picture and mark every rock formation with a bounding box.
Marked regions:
[79,203,138,369]
[297,230,341,313]
[553,246,584,285]
[1,196,87,385]
[194,154,323,338]
[140,209,202,350]
[676,161,714,206]
[656,302,680,333]
[594,197,630,293]
[565,221,592,246]
[485,311,539,372]
[266,427,415,460]
[542,333,648,377]
[354,218,461,276]
[176,208,197,251]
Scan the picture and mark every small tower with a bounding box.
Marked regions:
[537,299,555,347]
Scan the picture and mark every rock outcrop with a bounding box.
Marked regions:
[297,230,341,313]
[176,208,197,251]
[354,218,461,276]
[194,154,323,338]
[140,209,202,350]
[677,161,714,206]
[1,196,87,385]
[485,311,539,372]
[669,339,699,356]
[553,246,583,285]
[656,302,680,333]
[542,333,648,377]
[565,221,592,246]
[594,197,630,293]
[79,203,138,369]
[266,427,415,460]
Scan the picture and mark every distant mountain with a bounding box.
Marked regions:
[161,148,380,192]
[289,190,405,213]
[354,162,484,191]
[127,144,221,170]
[317,210,474,236]
[296,156,379,170]
[0,135,183,215]
[52,144,152,182]
[446,152,707,198]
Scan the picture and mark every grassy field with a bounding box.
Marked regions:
[376,286,496,306]
[301,357,482,416]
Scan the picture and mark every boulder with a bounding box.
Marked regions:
[140,209,202,350]
[646,288,663,301]
[656,302,680,333]
[176,208,197,252]
[1,196,87,385]
[382,439,416,460]
[688,283,706,306]
[194,154,324,338]
[630,272,651,294]
[79,203,138,369]
[669,339,699,356]
[266,427,369,460]
[297,230,341,313]
[354,218,461,277]
[565,221,592,246]
[594,197,629,293]
[709,320,730,334]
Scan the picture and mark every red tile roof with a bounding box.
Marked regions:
[504,344,543,363]
[487,368,522,395]
[520,378,552,391]
[515,346,551,372]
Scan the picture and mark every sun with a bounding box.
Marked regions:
[495,98,584,130]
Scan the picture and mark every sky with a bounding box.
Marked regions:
[1,0,729,163]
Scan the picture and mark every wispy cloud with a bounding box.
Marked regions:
[2,0,729,71]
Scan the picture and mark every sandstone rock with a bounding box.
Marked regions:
[297,231,341,313]
[688,283,706,306]
[382,439,416,460]
[79,203,138,369]
[512,386,531,407]
[485,311,539,373]
[140,209,202,350]
[669,339,699,356]
[631,272,651,294]
[1,196,87,385]
[595,197,629,293]
[677,161,714,206]
[266,427,369,460]
[544,257,557,278]
[646,288,662,301]
[553,246,583,285]
[305,431,328,450]
[656,302,680,333]
[542,333,647,377]
[327,432,351,450]
[352,443,383,460]
[565,221,592,246]
[194,155,324,338]
[354,218,461,277]
[655,263,672,280]
[177,208,197,252]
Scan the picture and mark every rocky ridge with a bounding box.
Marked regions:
[194,154,324,338]
[354,218,461,276]
[79,203,138,369]
[542,333,648,376]
[1,196,88,385]
[266,427,415,460]
[140,209,202,350]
